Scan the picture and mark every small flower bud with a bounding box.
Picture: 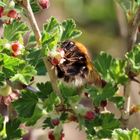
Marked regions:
[7,9,17,18]
[38,0,50,9]
[48,131,55,140]
[100,100,107,108]
[0,6,4,17]
[51,118,60,126]
[85,111,95,120]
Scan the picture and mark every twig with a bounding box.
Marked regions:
[22,0,41,45]
[55,104,74,113]
[21,0,61,96]
[128,70,140,83]
[43,57,61,96]
[120,84,131,128]
[127,6,140,51]
[132,77,140,84]
[114,2,128,39]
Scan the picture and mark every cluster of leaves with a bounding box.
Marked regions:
[126,44,140,73]
[41,17,82,55]
[112,128,140,140]
[0,0,140,140]
[116,0,140,21]
[94,52,128,85]
[0,20,37,88]
[94,44,140,85]
[30,0,41,13]
[0,0,21,25]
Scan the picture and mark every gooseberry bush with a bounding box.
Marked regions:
[0,0,140,140]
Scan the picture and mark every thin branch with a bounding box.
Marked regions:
[123,84,131,114]
[21,0,61,96]
[127,6,140,51]
[120,84,131,129]
[132,77,140,84]
[43,57,61,96]
[128,70,140,83]
[22,0,41,45]
[114,2,128,39]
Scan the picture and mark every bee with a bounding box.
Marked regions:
[49,40,101,87]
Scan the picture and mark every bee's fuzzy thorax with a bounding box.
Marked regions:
[50,40,101,87]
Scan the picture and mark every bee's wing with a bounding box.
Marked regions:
[87,62,102,87]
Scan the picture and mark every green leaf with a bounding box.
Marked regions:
[3,54,25,70]
[85,83,117,106]
[85,117,99,137]
[94,52,128,84]
[110,59,128,84]
[97,129,112,139]
[2,54,25,77]
[118,0,131,9]
[30,0,41,13]
[6,119,21,139]
[109,96,125,109]
[36,82,53,99]
[60,112,68,122]
[13,90,38,118]
[135,0,140,5]
[10,65,37,85]
[100,113,120,130]
[26,49,41,65]
[86,127,96,139]
[68,95,81,107]
[4,20,28,41]
[43,117,53,129]
[113,129,130,140]
[41,17,61,54]
[0,1,6,7]
[1,54,36,85]
[61,19,82,41]
[0,39,9,52]
[20,106,42,126]
[112,128,140,140]
[0,72,5,86]
[126,44,140,72]
[43,17,60,33]
[35,60,46,75]
[85,113,120,139]
[130,128,140,140]
[94,52,112,80]
[0,115,4,131]
[26,48,46,75]
[27,33,36,47]
[44,92,61,112]
[41,32,58,54]
[101,84,117,100]
[41,17,82,56]
[59,83,77,99]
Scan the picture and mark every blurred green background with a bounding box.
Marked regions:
[37,0,127,59]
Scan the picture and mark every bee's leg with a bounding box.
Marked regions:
[56,65,65,78]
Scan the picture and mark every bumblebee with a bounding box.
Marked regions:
[49,40,101,87]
